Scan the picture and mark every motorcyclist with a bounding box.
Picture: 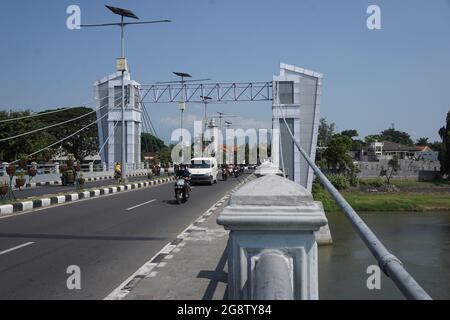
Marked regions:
[175,164,191,196]
[114,162,121,178]
[176,164,190,178]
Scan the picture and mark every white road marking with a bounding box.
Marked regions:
[126,199,156,211]
[0,242,35,256]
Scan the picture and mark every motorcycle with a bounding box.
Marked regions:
[222,167,229,181]
[114,170,122,183]
[174,176,190,204]
[233,166,240,178]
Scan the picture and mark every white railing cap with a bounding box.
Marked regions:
[255,161,283,177]
[230,174,313,206]
[218,175,327,231]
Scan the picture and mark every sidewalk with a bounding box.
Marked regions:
[125,206,230,300]
[122,177,257,300]
[121,173,331,300]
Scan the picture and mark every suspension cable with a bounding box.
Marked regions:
[98,120,120,154]
[0,99,97,124]
[0,95,122,142]
[10,104,121,164]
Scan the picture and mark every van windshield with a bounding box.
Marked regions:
[190,160,211,169]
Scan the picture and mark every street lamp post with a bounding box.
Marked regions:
[81,5,171,181]
[173,72,192,164]
[200,95,212,157]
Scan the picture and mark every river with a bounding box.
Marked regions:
[318,211,450,300]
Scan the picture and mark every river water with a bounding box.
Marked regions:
[318,211,450,300]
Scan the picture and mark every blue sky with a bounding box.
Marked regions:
[1,0,449,143]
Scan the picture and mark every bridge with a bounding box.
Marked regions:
[0,62,432,300]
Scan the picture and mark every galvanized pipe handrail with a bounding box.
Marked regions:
[278,113,432,300]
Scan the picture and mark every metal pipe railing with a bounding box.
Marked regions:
[278,114,432,300]
[254,250,294,300]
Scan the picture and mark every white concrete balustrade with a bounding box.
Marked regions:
[217,173,331,300]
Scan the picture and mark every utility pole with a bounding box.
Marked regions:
[174,72,192,164]
[81,5,171,181]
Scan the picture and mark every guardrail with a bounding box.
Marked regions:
[253,250,293,300]
[278,115,432,300]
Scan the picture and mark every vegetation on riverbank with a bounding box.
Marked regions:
[312,178,450,212]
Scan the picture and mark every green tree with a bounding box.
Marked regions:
[416,137,429,146]
[341,129,365,151]
[318,118,335,147]
[438,110,450,176]
[341,129,358,139]
[155,145,174,165]
[0,110,54,162]
[380,154,400,184]
[364,134,383,144]
[322,134,354,174]
[39,107,99,161]
[380,128,414,145]
[141,133,165,153]
[428,141,442,152]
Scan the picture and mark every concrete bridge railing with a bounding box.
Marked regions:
[0,161,155,183]
[217,173,329,300]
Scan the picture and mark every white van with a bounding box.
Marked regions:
[189,157,218,185]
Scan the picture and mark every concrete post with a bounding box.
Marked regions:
[217,174,328,300]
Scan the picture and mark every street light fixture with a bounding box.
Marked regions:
[81,5,171,181]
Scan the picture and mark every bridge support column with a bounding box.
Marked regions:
[272,63,323,192]
[217,174,329,300]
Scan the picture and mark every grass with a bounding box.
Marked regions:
[359,178,450,188]
[313,180,450,212]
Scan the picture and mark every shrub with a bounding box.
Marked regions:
[326,173,350,190]
[359,178,384,187]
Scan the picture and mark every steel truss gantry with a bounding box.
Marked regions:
[139,81,272,103]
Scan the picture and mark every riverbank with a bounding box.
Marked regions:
[312,179,450,212]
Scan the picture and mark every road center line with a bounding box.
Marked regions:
[126,199,156,211]
[0,242,35,256]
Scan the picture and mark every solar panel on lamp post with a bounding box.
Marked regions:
[80,5,171,181]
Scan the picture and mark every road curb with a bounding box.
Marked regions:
[0,176,175,217]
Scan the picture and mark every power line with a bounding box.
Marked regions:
[0,96,121,142]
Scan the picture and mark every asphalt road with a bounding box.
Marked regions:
[0,173,249,299]
[11,175,167,200]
